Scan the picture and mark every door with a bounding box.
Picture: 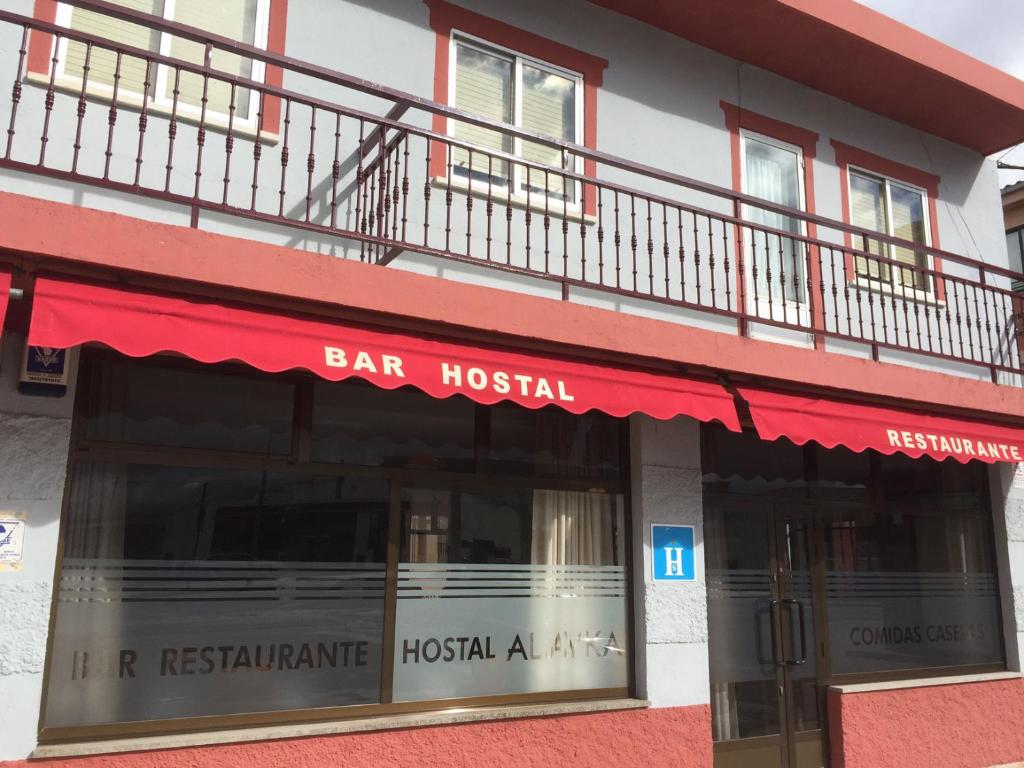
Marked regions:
[739,130,811,340]
[706,501,826,768]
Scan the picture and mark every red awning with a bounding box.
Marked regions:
[28,275,741,429]
[738,386,1024,464]
[0,267,10,330]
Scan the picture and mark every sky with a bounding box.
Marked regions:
[855,0,1024,187]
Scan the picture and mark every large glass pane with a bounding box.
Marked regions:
[311,380,475,471]
[64,0,161,97]
[43,464,389,727]
[488,403,620,480]
[824,455,1003,674]
[742,136,806,306]
[889,182,929,290]
[164,0,260,119]
[850,171,889,283]
[392,484,627,701]
[706,502,780,741]
[1007,229,1023,274]
[702,425,807,498]
[452,42,513,185]
[82,357,294,455]
[520,63,576,201]
[781,516,818,733]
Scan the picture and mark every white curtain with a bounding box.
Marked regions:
[744,141,805,304]
[57,364,129,723]
[530,489,613,565]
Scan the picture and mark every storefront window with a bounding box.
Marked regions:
[824,456,1002,674]
[393,485,627,701]
[81,357,294,455]
[702,425,1004,685]
[43,353,629,735]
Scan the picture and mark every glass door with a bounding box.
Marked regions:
[706,501,826,768]
[740,131,811,338]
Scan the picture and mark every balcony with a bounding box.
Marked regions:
[1,0,1022,384]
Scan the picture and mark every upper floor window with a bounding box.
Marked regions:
[848,169,932,292]
[54,0,271,129]
[740,130,809,311]
[1006,226,1023,276]
[449,35,583,203]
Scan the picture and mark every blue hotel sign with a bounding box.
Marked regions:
[651,524,695,581]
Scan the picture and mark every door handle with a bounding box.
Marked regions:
[758,598,782,667]
[782,598,808,666]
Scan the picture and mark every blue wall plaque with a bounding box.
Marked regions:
[651,524,695,581]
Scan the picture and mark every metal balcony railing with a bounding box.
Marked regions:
[1,0,1022,382]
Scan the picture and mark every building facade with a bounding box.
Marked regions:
[1,2,1024,767]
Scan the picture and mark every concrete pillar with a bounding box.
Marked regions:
[990,462,1024,672]
[629,414,709,708]
[0,334,76,760]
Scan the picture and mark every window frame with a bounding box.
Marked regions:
[738,127,811,312]
[446,31,586,211]
[700,422,1008,688]
[846,164,935,297]
[37,349,634,743]
[49,0,273,132]
[1006,225,1024,276]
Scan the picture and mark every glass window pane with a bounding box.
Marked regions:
[701,425,807,497]
[850,171,889,282]
[824,454,1003,674]
[311,380,475,471]
[43,464,389,727]
[520,64,576,200]
[65,0,161,96]
[889,183,929,290]
[392,484,627,701]
[165,0,261,119]
[1006,229,1023,274]
[705,502,780,740]
[452,42,512,184]
[82,357,294,455]
[741,136,806,302]
[489,403,621,480]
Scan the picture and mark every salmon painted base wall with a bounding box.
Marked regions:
[1,705,712,768]
[828,678,1024,768]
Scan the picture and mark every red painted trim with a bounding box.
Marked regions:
[28,0,288,134]
[423,0,607,216]
[720,102,824,346]
[27,0,57,76]
[831,139,945,301]
[259,0,288,135]
[1,191,1022,423]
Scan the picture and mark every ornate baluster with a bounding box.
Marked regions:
[277,97,291,218]
[133,57,152,186]
[330,112,341,229]
[71,42,92,174]
[4,24,29,160]
[39,31,62,166]
[304,104,316,222]
[222,82,238,205]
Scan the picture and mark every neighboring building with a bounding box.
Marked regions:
[1006,180,1024,271]
[2,2,1024,768]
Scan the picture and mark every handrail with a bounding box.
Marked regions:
[0,2,1020,381]
[49,0,1020,281]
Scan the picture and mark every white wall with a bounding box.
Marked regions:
[630,414,710,708]
[0,333,76,761]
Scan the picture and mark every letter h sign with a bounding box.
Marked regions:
[651,525,695,581]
